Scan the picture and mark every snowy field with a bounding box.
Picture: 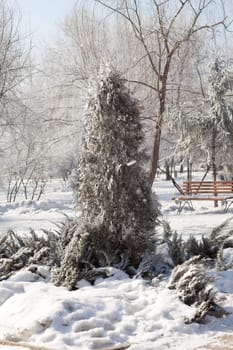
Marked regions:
[0,175,232,350]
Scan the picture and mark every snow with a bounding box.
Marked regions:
[0,176,232,350]
[0,181,75,235]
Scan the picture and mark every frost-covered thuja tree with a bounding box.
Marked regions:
[208,58,233,181]
[79,67,158,244]
[54,67,158,289]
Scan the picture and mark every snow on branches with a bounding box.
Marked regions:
[54,65,159,289]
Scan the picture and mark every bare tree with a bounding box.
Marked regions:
[2,102,52,202]
[0,1,30,126]
[0,0,34,195]
[95,0,228,185]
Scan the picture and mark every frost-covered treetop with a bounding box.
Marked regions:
[209,58,233,97]
[209,58,233,134]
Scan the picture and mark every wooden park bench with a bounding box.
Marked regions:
[172,181,233,214]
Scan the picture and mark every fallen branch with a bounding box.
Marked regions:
[101,345,131,350]
[0,339,131,350]
[0,339,54,350]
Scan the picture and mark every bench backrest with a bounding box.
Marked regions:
[183,181,233,195]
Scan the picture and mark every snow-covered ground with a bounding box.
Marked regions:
[0,180,75,235]
[0,175,232,350]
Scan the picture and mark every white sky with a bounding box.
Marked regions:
[16,0,77,43]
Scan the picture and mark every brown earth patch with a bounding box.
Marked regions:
[0,340,131,350]
[0,340,54,350]
[197,334,233,350]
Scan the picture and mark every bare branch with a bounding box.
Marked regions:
[124,78,158,91]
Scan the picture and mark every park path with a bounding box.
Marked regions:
[196,334,233,350]
[0,340,53,350]
[0,340,131,350]
[1,338,233,350]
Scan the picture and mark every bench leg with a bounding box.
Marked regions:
[177,201,182,214]
[224,200,233,213]
[177,200,193,214]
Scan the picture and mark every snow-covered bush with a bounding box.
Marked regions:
[54,66,159,289]
[216,247,233,271]
[185,235,218,260]
[78,65,159,254]
[161,221,184,266]
[161,219,233,267]
[168,256,213,304]
[168,255,227,323]
[0,228,62,281]
[163,219,233,323]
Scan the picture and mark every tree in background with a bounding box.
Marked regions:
[0,0,40,201]
[43,0,231,186]
[0,0,29,129]
[54,66,158,289]
[208,58,233,180]
[96,0,229,185]
[168,58,233,189]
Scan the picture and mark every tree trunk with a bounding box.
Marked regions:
[212,125,218,207]
[149,125,162,185]
[180,163,184,173]
[187,159,192,181]
[165,160,170,181]
[148,58,171,186]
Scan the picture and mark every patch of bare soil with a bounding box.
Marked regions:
[197,334,233,350]
[0,340,131,350]
[0,340,54,350]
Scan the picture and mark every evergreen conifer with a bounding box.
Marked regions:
[54,66,158,289]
